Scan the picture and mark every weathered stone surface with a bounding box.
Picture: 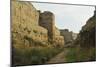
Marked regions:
[55,27,61,36]
[60,29,73,45]
[39,11,55,41]
[39,11,64,46]
[74,10,96,48]
[12,1,48,47]
[54,27,64,46]
[12,1,64,47]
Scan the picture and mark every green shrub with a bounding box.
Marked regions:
[65,47,96,63]
[13,47,63,65]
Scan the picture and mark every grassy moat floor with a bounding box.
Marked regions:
[65,47,96,63]
[13,45,96,66]
[46,46,96,64]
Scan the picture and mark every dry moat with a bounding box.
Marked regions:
[11,0,96,66]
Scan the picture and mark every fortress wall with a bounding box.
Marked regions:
[12,1,48,47]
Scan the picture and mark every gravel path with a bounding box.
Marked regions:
[46,49,67,64]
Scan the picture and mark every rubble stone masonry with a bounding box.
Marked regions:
[12,0,64,47]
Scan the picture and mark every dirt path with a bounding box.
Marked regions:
[46,49,67,64]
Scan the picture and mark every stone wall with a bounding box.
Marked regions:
[12,1,64,47]
[79,10,96,48]
[39,11,64,46]
[54,27,64,46]
[39,11,55,42]
[60,29,73,44]
[55,27,61,36]
[12,1,48,47]
[54,36,64,47]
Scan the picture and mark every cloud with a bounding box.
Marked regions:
[32,2,95,33]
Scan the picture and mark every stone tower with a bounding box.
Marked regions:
[39,11,55,43]
[60,29,73,45]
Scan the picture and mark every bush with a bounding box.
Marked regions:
[65,47,96,63]
[13,47,63,66]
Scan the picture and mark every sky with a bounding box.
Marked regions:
[32,2,95,33]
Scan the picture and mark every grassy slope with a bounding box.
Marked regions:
[65,47,96,63]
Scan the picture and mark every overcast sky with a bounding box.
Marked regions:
[32,2,95,33]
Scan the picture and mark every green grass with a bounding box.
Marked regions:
[13,46,63,65]
[65,47,96,63]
